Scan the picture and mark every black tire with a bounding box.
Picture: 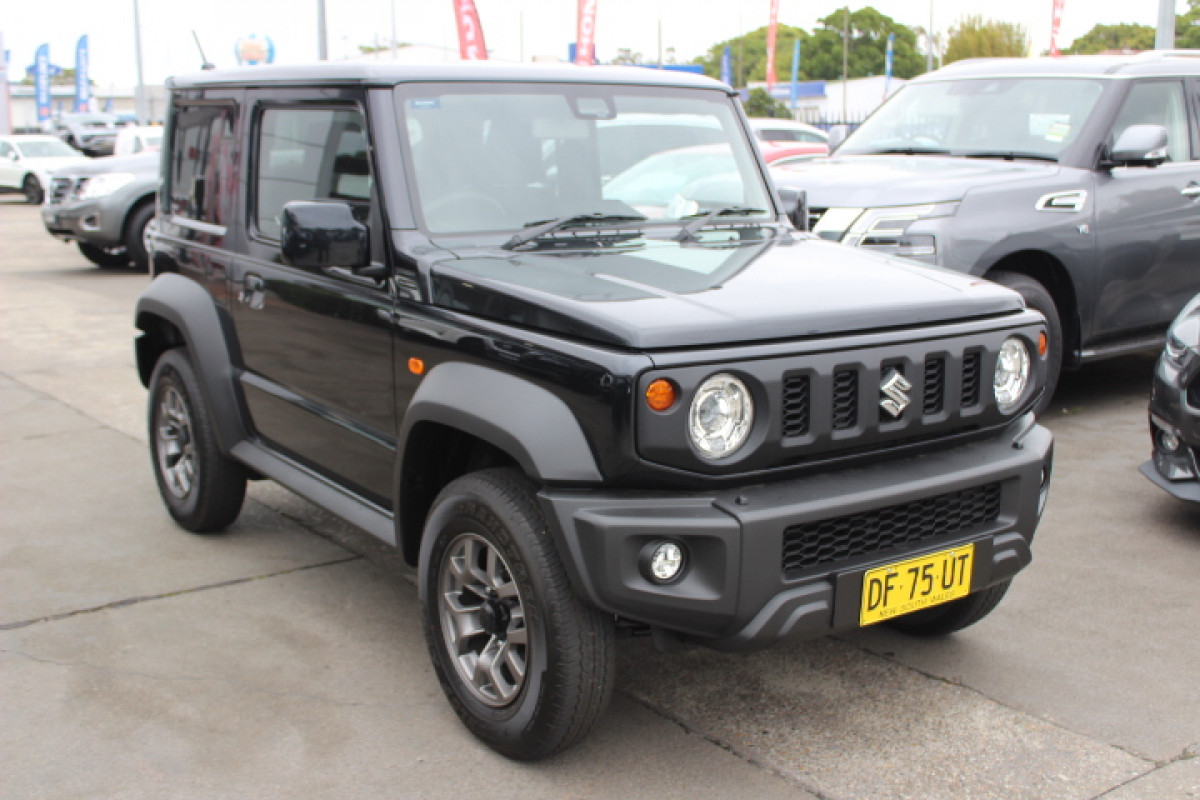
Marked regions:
[885,579,1011,637]
[147,348,247,533]
[420,468,615,760]
[989,270,1062,417]
[22,175,43,205]
[124,203,155,271]
[77,242,130,268]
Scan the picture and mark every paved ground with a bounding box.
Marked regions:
[2,196,1198,799]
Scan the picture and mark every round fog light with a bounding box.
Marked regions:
[642,540,686,584]
[1159,428,1181,454]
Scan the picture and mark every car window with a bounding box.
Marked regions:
[1110,80,1189,163]
[254,106,372,240]
[167,105,236,226]
[0,142,11,158]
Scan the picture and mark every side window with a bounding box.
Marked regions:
[1111,81,1189,163]
[168,105,235,224]
[254,106,371,240]
[0,142,12,159]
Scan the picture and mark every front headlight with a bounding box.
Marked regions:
[75,172,137,200]
[832,202,958,264]
[689,373,754,459]
[994,337,1032,414]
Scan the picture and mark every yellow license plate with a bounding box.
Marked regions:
[860,545,974,626]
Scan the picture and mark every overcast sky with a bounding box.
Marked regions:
[1,0,1184,89]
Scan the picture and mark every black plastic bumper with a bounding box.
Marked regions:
[539,416,1053,650]
[1142,351,1200,502]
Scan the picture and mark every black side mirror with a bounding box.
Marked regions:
[777,187,809,231]
[280,201,370,269]
[1104,124,1169,168]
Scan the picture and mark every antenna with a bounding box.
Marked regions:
[192,31,216,70]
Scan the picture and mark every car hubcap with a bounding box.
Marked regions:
[156,385,196,499]
[438,532,528,707]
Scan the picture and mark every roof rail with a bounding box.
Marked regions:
[1132,49,1200,60]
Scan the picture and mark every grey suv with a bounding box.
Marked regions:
[773,52,1200,412]
[51,112,120,156]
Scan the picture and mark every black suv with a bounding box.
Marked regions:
[773,53,1200,413]
[135,63,1053,760]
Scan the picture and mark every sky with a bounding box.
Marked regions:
[0,0,1185,90]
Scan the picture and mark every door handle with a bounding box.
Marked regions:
[1181,183,1200,198]
[240,274,266,310]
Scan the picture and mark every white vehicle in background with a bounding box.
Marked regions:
[113,126,164,157]
[747,117,830,145]
[0,135,88,204]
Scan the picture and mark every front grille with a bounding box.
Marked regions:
[48,177,77,205]
[962,350,982,406]
[782,375,811,437]
[831,368,859,430]
[924,356,946,415]
[781,482,1002,574]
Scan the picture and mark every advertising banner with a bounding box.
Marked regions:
[766,0,779,90]
[1050,0,1065,57]
[34,43,51,122]
[453,0,488,60]
[575,0,597,65]
[75,35,90,112]
[721,45,732,86]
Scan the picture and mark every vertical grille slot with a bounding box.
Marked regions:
[782,375,812,437]
[924,356,945,415]
[832,368,859,430]
[961,350,982,407]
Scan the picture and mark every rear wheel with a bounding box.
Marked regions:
[989,270,1062,417]
[125,203,155,271]
[885,580,1011,637]
[420,468,615,760]
[77,242,130,268]
[22,175,43,205]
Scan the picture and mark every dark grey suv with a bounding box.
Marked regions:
[773,52,1200,412]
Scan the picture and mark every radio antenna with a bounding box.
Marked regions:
[192,31,215,70]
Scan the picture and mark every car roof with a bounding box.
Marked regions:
[918,51,1200,82]
[167,61,731,93]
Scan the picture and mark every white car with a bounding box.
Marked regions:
[746,117,829,145]
[113,125,164,157]
[0,135,88,204]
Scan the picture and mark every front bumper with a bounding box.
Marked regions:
[42,198,125,247]
[540,417,1053,650]
[1142,352,1200,502]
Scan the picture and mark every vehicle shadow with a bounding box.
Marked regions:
[1041,353,1156,417]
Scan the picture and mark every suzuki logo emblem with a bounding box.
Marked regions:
[880,369,912,419]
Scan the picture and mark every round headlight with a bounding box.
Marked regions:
[689,373,754,459]
[994,337,1031,414]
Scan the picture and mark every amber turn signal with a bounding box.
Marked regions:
[408,357,426,375]
[645,379,677,412]
[1037,332,1048,357]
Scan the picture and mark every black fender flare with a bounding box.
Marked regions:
[134,273,248,455]
[397,361,603,486]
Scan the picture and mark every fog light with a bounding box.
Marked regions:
[641,540,686,584]
[1159,428,1181,454]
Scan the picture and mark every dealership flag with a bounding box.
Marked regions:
[575,0,597,65]
[34,43,50,122]
[75,35,90,112]
[721,45,732,86]
[883,33,894,98]
[1050,0,1065,57]
[765,0,780,90]
[453,0,488,60]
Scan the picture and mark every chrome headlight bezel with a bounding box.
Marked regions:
[688,373,754,460]
[994,337,1032,415]
[837,202,958,263]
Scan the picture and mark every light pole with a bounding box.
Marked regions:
[133,0,146,123]
[317,0,328,60]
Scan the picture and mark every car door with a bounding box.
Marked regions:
[0,141,19,189]
[1092,78,1200,345]
[229,91,396,508]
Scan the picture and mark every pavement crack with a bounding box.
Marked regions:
[0,555,362,631]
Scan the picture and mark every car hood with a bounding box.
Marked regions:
[771,154,1062,207]
[26,156,90,175]
[53,152,159,178]
[427,233,1023,350]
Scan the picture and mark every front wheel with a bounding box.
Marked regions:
[22,175,43,205]
[125,203,155,271]
[420,468,615,760]
[885,580,1011,637]
[988,270,1062,417]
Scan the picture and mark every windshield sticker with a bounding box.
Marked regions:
[1044,122,1071,143]
[1029,113,1070,139]
[410,99,441,110]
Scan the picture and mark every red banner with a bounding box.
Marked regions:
[453,0,488,60]
[576,0,598,65]
[766,0,780,89]
[1050,0,1065,57]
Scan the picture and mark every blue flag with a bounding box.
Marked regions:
[75,36,90,112]
[34,44,51,122]
[884,33,894,98]
[721,46,732,86]
[790,39,801,111]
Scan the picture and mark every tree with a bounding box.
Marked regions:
[742,88,793,118]
[944,16,1028,63]
[611,48,643,65]
[693,24,808,87]
[1062,23,1154,54]
[1176,0,1200,49]
[803,6,924,81]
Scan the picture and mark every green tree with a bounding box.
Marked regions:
[693,24,808,87]
[742,87,793,118]
[20,68,94,87]
[944,16,1028,63]
[1061,23,1154,54]
[1176,0,1200,48]
[804,6,924,81]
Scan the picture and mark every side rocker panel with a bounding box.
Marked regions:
[135,272,249,455]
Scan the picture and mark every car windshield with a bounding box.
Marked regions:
[17,139,79,158]
[67,114,116,127]
[839,77,1107,160]
[395,82,772,235]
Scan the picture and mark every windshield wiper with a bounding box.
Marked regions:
[962,151,1059,163]
[676,206,767,241]
[502,212,647,250]
[862,147,952,156]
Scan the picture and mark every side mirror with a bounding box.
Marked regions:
[1105,124,1169,168]
[280,201,370,270]
[827,124,848,153]
[777,187,809,231]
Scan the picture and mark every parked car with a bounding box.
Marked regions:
[0,134,87,204]
[41,152,158,269]
[134,62,1052,760]
[759,139,828,163]
[1142,293,1200,502]
[748,117,830,145]
[50,112,120,156]
[772,52,1200,415]
[113,125,163,156]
